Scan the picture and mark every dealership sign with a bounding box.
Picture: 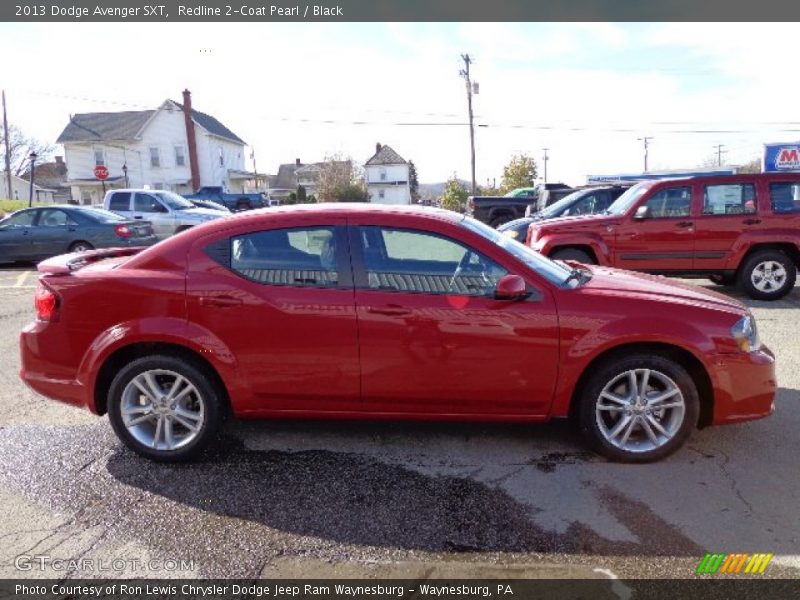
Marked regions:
[764,143,800,172]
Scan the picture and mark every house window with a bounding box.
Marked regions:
[174,146,186,167]
[379,168,387,181]
[149,147,161,168]
[379,190,385,199]
[94,149,105,167]
[219,147,224,167]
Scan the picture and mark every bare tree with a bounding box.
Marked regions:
[316,153,367,202]
[1,124,55,177]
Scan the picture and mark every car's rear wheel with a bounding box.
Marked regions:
[69,241,94,253]
[578,354,699,463]
[490,214,513,228]
[739,250,796,300]
[107,355,224,462]
[551,248,596,264]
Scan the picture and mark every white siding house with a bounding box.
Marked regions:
[364,144,411,205]
[57,90,252,204]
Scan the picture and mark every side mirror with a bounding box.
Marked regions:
[494,274,528,301]
[633,205,650,220]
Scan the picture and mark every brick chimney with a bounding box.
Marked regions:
[295,158,301,166]
[376,142,382,154]
[182,89,201,192]
[54,156,66,176]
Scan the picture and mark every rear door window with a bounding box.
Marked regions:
[769,182,800,213]
[703,184,757,215]
[108,192,131,212]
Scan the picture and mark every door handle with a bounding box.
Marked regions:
[675,221,694,228]
[743,218,762,225]
[199,296,243,308]
[134,216,143,219]
[367,305,411,317]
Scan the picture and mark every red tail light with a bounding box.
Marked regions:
[34,284,58,322]
[114,224,132,238]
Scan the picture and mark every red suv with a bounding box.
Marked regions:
[20,205,776,463]
[528,173,800,300]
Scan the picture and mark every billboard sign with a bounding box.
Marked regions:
[764,143,800,172]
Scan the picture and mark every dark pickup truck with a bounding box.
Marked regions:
[467,183,572,226]
[184,186,268,211]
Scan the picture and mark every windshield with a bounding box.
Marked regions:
[459,216,574,286]
[156,191,195,210]
[606,182,650,215]
[539,189,588,218]
[78,207,127,223]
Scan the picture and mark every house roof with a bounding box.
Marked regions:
[169,100,246,145]
[56,110,155,143]
[365,144,407,166]
[56,101,246,146]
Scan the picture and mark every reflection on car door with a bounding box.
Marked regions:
[30,208,75,257]
[186,220,361,413]
[351,224,559,417]
[133,192,172,239]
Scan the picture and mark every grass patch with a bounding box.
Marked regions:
[0,199,30,213]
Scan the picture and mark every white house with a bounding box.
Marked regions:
[0,172,56,204]
[56,90,254,204]
[364,143,411,205]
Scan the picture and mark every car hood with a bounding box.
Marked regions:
[181,207,225,219]
[578,264,747,315]
[531,213,619,234]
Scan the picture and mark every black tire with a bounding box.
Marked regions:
[708,273,736,286]
[738,250,796,300]
[69,240,94,253]
[577,354,699,463]
[175,225,193,234]
[107,354,225,462]
[551,248,596,264]
[236,199,252,211]
[489,214,513,228]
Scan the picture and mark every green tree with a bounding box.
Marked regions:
[296,184,307,203]
[408,160,420,203]
[440,175,468,213]
[500,154,538,194]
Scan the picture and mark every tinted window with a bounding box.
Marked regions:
[565,192,606,216]
[2,210,36,228]
[359,226,507,296]
[38,209,74,227]
[108,192,131,212]
[75,207,127,223]
[642,187,691,218]
[769,182,800,213]
[231,226,340,287]
[134,193,162,213]
[703,184,756,215]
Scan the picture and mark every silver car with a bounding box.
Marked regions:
[103,189,226,240]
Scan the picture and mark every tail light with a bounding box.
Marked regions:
[34,284,58,322]
[114,224,132,238]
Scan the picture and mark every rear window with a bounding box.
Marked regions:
[77,207,127,223]
[703,184,756,215]
[108,192,131,211]
[769,182,800,213]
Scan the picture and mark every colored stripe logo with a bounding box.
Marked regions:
[696,553,773,574]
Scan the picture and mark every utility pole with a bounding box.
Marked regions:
[459,53,477,195]
[542,148,549,183]
[713,143,727,167]
[638,136,653,172]
[2,91,11,200]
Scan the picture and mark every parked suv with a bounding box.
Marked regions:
[528,173,800,300]
[104,189,226,240]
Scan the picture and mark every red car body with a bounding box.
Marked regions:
[19,205,775,458]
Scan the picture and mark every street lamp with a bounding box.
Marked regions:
[122,163,129,187]
[27,152,37,207]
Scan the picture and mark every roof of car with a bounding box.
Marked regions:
[229,202,464,223]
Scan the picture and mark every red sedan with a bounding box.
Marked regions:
[19,204,776,462]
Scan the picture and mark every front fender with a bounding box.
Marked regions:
[77,317,248,414]
[536,234,612,266]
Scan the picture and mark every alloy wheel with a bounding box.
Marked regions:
[750,260,788,294]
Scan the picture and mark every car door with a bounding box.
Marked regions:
[351,223,559,416]
[30,208,76,257]
[133,192,173,239]
[693,180,759,271]
[0,210,37,260]
[614,185,695,272]
[186,219,361,413]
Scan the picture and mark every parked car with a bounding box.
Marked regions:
[501,186,631,240]
[0,205,157,263]
[184,186,267,211]
[104,189,225,240]
[468,183,572,227]
[188,198,231,213]
[527,173,800,300]
[21,204,775,463]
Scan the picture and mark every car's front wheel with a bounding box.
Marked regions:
[739,250,796,300]
[551,247,596,264]
[107,355,224,462]
[578,354,699,462]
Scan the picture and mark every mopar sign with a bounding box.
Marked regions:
[764,143,800,171]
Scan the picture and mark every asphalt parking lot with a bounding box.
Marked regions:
[0,265,798,581]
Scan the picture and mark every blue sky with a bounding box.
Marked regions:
[2,22,798,185]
